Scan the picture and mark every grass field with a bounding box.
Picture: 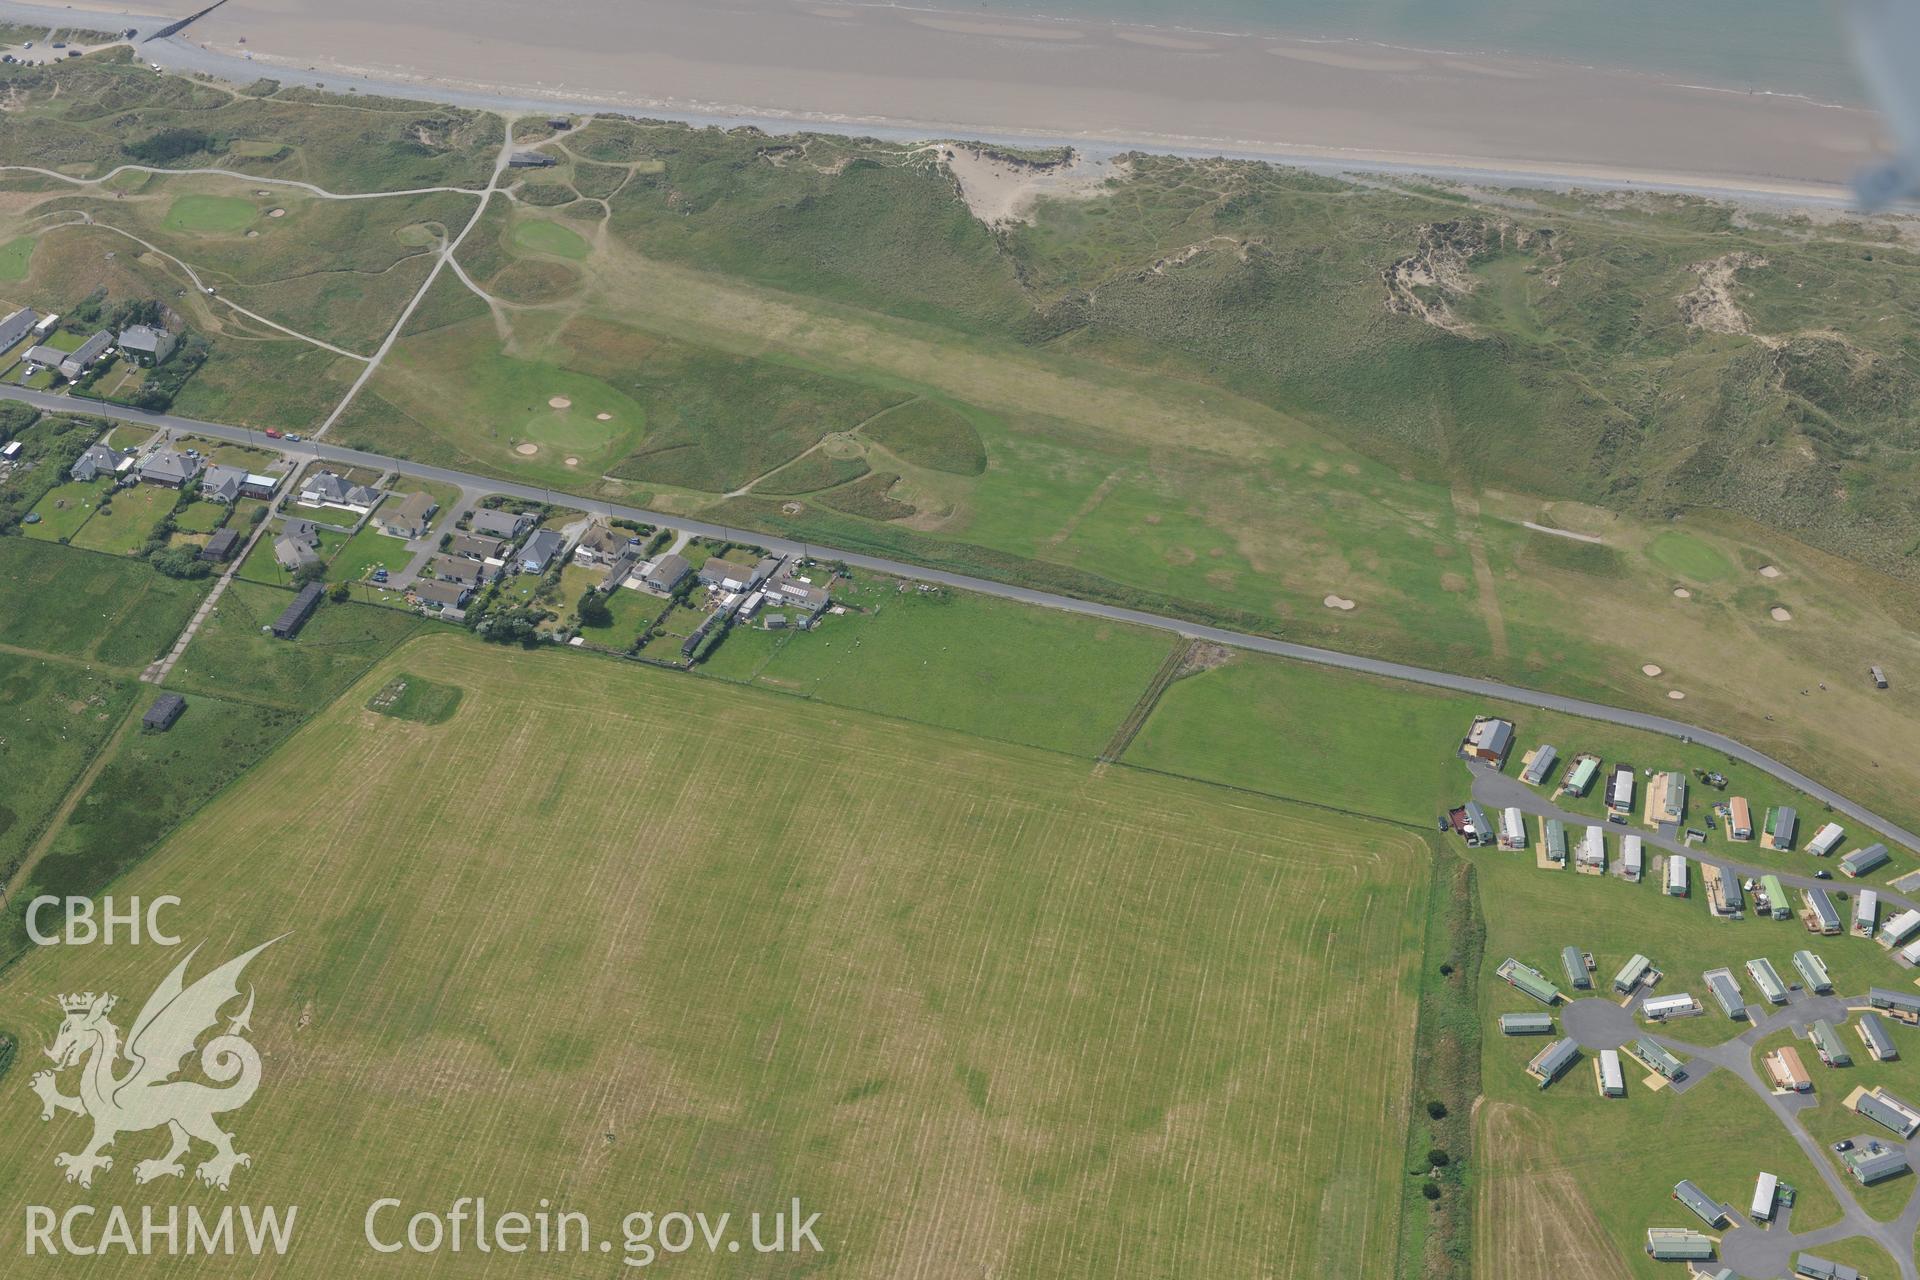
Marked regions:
[0,651,132,883]
[162,194,258,233]
[0,538,205,667]
[701,574,1177,757]
[0,232,33,280]
[511,216,590,260]
[0,633,1430,1278]
[22,477,108,541]
[65,482,174,555]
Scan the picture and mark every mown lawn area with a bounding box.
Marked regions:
[66,481,175,555]
[22,477,109,541]
[327,522,410,585]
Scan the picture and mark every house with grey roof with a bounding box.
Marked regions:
[377,491,437,539]
[640,552,690,594]
[117,324,175,366]
[298,470,382,514]
[467,507,533,539]
[0,306,38,351]
[58,330,112,380]
[572,522,639,567]
[413,579,473,613]
[199,463,247,503]
[138,448,201,488]
[446,532,511,562]
[1459,715,1515,766]
[273,534,321,572]
[517,528,564,574]
[70,442,127,482]
[698,556,765,592]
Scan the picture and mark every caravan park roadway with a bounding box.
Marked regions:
[7,381,1920,863]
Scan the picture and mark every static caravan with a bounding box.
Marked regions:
[1750,1170,1778,1223]
[1561,945,1591,990]
[1880,909,1920,949]
[1728,796,1754,840]
[1499,1011,1554,1036]
[1666,854,1689,897]
[1760,873,1791,920]
[1803,887,1842,935]
[1577,826,1606,871]
[1843,843,1891,878]
[1643,993,1701,1021]
[1705,968,1746,1019]
[1527,1037,1579,1089]
[1621,834,1643,881]
[1519,744,1558,785]
[1542,818,1568,863]
[1597,1048,1625,1097]
[1499,806,1528,850]
[1807,822,1845,857]
[1793,950,1833,994]
[1764,806,1799,851]
[1606,764,1635,814]
[1853,889,1879,938]
[1747,957,1789,1004]
[1560,754,1600,797]
[1614,953,1653,994]
[1857,1012,1898,1062]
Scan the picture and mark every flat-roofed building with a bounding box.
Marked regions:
[1760,873,1791,920]
[1673,1179,1727,1228]
[1499,1011,1554,1036]
[1728,796,1754,840]
[1621,834,1643,881]
[1561,945,1590,990]
[1880,910,1920,949]
[1858,1012,1898,1061]
[1706,968,1747,1019]
[1810,1018,1852,1067]
[1527,1037,1579,1089]
[1748,957,1788,1003]
[1851,1085,1920,1137]
[1750,1171,1778,1223]
[1496,957,1562,1006]
[1643,993,1702,1021]
[1843,843,1891,878]
[1666,854,1689,897]
[1765,1045,1812,1092]
[1519,744,1557,785]
[1793,950,1833,993]
[1597,1048,1625,1097]
[1803,888,1841,935]
[1854,889,1879,937]
[1808,822,1845,857]
[1645,1228,1714,1261]
[1632,1037,1686,1081]
[1614,953,1652,994]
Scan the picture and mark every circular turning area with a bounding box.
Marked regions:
[1561,997,1638,1050]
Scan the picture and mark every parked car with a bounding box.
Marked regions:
[286,433,303,442]
[1814,870,1833,879]
[263,427,282,438]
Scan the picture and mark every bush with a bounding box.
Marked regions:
[147,546,210,579]
[1425,1100,1447,1120]
[1427,1148,1450,1168]
[577,589,612,628]
[123,128,220,164]
[1421,1183,1441,1201]
[328,581,351,603]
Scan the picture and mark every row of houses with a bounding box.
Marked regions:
[75,441,281,504]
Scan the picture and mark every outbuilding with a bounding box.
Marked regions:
[198,527,239,563]
[270,582,324,638]
[141,692,185,731]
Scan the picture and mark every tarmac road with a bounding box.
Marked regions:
[12,382,1920,858]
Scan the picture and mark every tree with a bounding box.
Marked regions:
[147,546,210,580]
[329,581,351,603]
[577,590,613,628]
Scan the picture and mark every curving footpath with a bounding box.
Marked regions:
[5,382,1917,858]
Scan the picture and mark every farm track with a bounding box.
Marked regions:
[1099,638,1192,765]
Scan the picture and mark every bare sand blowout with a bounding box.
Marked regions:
[61,0,1890,195]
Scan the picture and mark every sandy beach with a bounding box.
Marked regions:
[23,0,1894,198]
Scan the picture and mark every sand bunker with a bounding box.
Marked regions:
[595,412,611,421]
[1759,564,1781,578]
[1323,594,1356,611]
[548,396,572,409]
[514,443,538,456]
[564,456,579,467]
[1673,588,1692,599]
[1642,664,1663,677]
[1668,690,1686,700]
[1770,606,1793,622]
[267,208,285,218]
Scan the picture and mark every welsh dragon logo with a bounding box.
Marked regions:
[27,937,281,1191]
